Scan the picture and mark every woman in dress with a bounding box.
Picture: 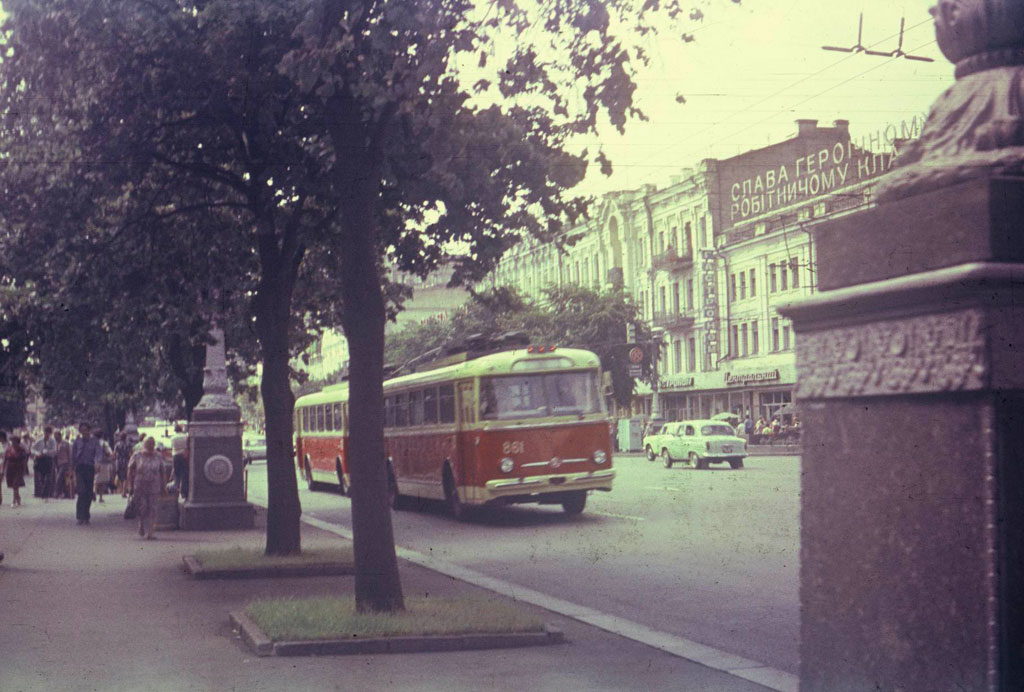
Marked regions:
[93,431,115,503]
[3,435,30,507]
[127,437,168,539]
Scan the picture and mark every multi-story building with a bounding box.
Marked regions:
[488,117,912,423]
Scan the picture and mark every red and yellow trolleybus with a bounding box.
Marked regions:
[294,345,614,518]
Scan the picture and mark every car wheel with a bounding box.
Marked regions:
[645,445,656,461]
[335,457,347,495]
[729,458,744,470]
[443,466,467,521]
[661,448,673,469]
[304,456,317,491]
[561,491,587,515]
[689,452,707,470]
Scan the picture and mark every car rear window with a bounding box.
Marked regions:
[701,425,736,437]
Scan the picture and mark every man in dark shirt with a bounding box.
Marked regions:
[71,422,101,524]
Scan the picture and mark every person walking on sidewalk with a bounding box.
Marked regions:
[3,435,30,507]
[170,424,188,499]
[52,430,73,499]
[93,431,114,503]
[32,426,57,501]
[127,436,168,540]
[71,423,101,525]
[114,432,132,497]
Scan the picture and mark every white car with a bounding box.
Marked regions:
[643,419,747,470]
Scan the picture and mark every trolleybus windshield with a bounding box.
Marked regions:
[479,371,602,420]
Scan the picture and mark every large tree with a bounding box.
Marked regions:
[1,0,728,612]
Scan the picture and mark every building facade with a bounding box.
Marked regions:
[488,117,910,423]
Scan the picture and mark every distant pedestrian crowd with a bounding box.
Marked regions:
[0,422,186,539]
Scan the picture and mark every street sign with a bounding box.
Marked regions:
[628,365,642,377]
[628,347,644,364]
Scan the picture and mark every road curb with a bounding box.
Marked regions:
[183,555,355,580]
[229,609,563,657]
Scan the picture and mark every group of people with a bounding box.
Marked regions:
[742,414,801,444]
[0,423,182,539]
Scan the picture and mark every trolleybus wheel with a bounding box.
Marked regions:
[561,491,587,515]
[443,467,467,521]
[335,457,347,495]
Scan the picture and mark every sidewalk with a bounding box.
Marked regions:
[0,495,774,692]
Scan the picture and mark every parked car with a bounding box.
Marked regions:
[243,434,267,464]
[642,419,667,460]
[643,419,747,469]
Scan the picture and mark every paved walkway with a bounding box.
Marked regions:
[0,494,777,692]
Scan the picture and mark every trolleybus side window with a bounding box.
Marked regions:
[317,405,325,432]
[439,384,455,423]
[384,396,395,428]
[409,390,424,426]
[423,387,438,424]
[326,402,334,431]
[332,403,342,431]
[302,407,309,432]
[395,392,408,427]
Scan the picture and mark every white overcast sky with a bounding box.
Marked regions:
[572,0,953,195]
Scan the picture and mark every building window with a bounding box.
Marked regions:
[790,258,800,288]
[749,269,757,297]
[699,215,707,248]
[771,317,780,351]
[659,286,667,314]
[671,226,679,250]
[769,263,778,293]
[687,337,696,372]
[684,222,692,254]
[782,322,792,350]
[780,261,788,291]
[751,320,759,354]
[739,272,746,300]
[673,340,682,372]
[731,324,739,356]
[672,283,680,314]
[741,323,749,356]
[729,273,736,302]
[686,279,694,310]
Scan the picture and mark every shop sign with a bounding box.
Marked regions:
[661,376,695,390]
[724,369,780,386]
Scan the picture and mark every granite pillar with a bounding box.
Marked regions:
[179,328,254,530]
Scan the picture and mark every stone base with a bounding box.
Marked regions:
[179,500,255,531]
[155,495,180,531]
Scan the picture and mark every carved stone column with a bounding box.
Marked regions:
[179,327,254,530]
[782,4,1024,690]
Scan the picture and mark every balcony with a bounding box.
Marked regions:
[650,246,694,273]
[651,310,695,331]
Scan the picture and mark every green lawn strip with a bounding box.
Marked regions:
[192,546,353,570]
[246,596,545,642]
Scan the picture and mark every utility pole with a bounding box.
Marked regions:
[650,327,665,421]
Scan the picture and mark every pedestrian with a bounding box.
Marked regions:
[171,424,188,499]
[52,430,73,498]
[114,432,133,497]
[133,432,147,454]
[71,422,101,525]
[93,431,115,503]
[743,414,753,441]
[31,426,58,501]
[3,435,30,507]
[127,436,168,540]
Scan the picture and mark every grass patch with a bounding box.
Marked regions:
[245,597,545,642]
[192,546,353,570]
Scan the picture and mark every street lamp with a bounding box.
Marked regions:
[650,327,665,421]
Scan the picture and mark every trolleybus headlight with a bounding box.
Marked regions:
[593,449,607,465]
[499,457,515,474]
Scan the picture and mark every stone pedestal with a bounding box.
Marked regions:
[782,178,1024,691]
[179,328,254,531]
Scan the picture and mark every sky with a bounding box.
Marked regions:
[571,0,953,196]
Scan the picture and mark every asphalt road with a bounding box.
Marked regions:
[245,453,801,674]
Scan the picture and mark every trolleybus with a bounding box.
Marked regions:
[294,344,614,518]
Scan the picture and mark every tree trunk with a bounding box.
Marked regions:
[340,182,405,612]
[255,253,303,556]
